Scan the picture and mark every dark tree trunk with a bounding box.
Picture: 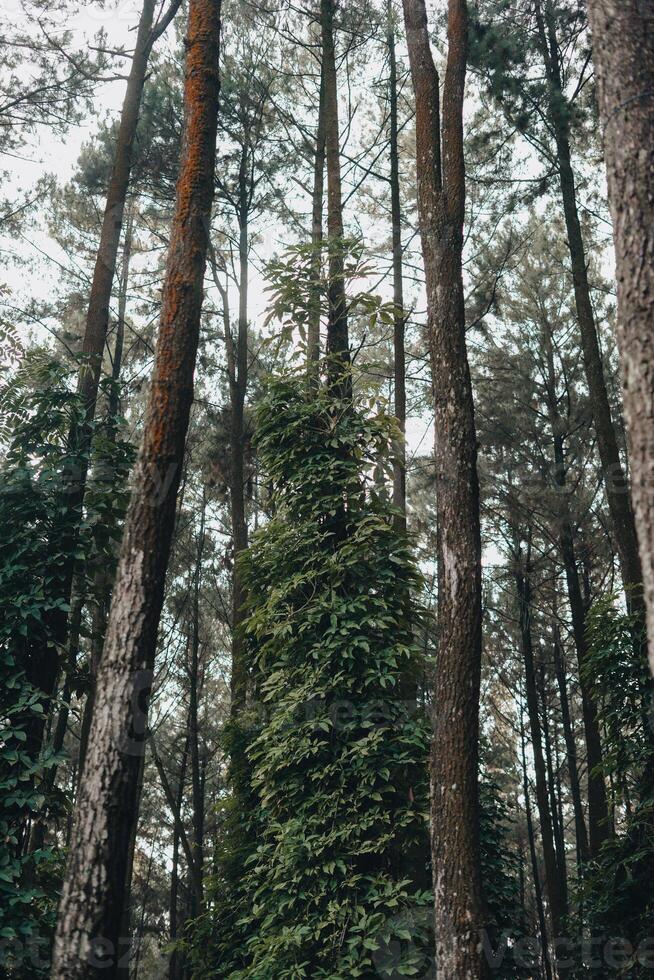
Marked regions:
[521,716,554,980]
[541,316,610,856]
[169,732,189,980]
[539,659,568,907]
[533,0,643,610]
[25,0,178,758]
[514,553,568,941]
[51,0,222,970]
[403,0,485,975]
[308,58,325,370]
[320,0,350,393]
[584,0,654,673]
[227,160,250,714]
[188,491,206,917]
[552,622,590,867]
[388,0,406,529]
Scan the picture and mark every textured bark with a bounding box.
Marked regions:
[533,0,643,609]
[388,0,406,529]
[308,59,326,370]
[403,0,485,975]
[514,556,568,942]
[585,0,654,672]
[320,0,350,393]
[51,0,222,971]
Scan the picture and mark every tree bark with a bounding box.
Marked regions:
[388,0,406,529]
[51,0,222,970]
[533,0,643,609]
[320,0,350,393]
[584,0,654,672]
[403,0,485,975]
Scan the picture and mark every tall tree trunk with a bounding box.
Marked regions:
[584,0,654,672]
[51,0,222,970]
[539,658,568,908]
[308,59,325,370]
[514,551,568,941]
[79,214,135,775]
[25,0,179,758]
[228,162,250,714]
[320,0,350,393]
[403,0,485,975]
[388,0,406,529]
[541,316,610,856]
[533,0,642,609]
[552,621,590,867]
[188,491,206,917]
[169,731,189,980]
[520,714,554,980]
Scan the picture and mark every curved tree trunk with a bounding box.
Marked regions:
[585,0,654,673]
[51,0,222,971]
[403,0,486,975]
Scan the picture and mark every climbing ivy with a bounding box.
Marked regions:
[197,372,432,978]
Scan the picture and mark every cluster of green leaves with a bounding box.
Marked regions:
[578,598,654,974]
[198,372,432,978]
[0,359,133,974]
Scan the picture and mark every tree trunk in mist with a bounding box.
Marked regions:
[514,558,568,941]
[168,731,189,980]
[51,0,222,970]
[388,0,406,529]
[533,0,643,610]
[320,0,350,393]
[585,0,654,673]
[403,0,485,974]
[308,59,325,370]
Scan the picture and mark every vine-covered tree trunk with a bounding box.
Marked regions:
[320,0,350,391]
[51,0,222,970]
[388,0,406,528]
[403,0,485,974]
[585,0,654,673]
